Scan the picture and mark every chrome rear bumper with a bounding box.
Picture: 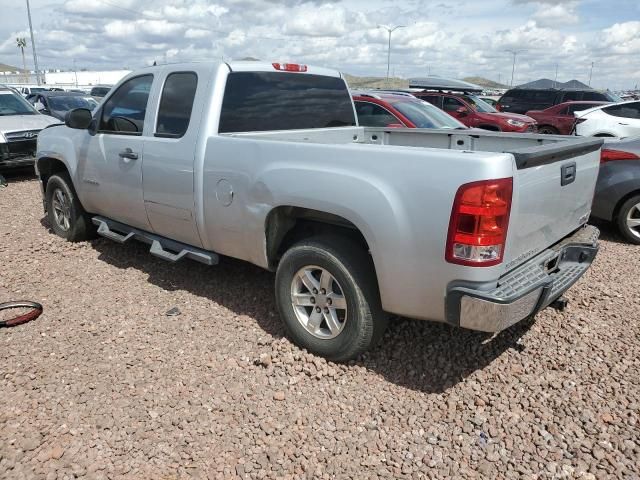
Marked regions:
[446,225,599,333]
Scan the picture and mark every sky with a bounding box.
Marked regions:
[0,0,639,90]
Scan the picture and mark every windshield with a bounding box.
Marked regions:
[393,100,467,129]
[461,94,498,113]
[0,92,37,116]
[604,91,623,103]
[48,95,99,112]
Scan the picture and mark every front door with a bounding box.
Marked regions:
[79,74,154,231]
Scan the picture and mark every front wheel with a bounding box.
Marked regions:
[538,126,559,135]
[275,236,387,362]
[45,173,96,242]
[615,195,640,245]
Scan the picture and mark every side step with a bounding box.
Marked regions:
[92,216,219,266]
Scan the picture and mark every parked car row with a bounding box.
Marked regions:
[4,83,112,100]
[26,91,99,121]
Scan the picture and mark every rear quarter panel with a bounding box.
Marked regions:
[200,135,514,321]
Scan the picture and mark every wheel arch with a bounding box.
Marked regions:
[264,206,373,271]
[613,189,640,224]
[36,156,70,193]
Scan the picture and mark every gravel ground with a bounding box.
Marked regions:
[1,175,639,480]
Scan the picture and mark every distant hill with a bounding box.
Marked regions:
[345,74,509,90]
[462,77,508,89]
[0,62,21,73]
[344,74,409,89]
[517,78,591,89]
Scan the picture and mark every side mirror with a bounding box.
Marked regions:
[385,123,404,128]
[456,106,469,116]
[65,108,93,129]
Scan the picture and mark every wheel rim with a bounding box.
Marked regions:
[291,265,347,339]
[626,202,640,240]
[51,188,71,232]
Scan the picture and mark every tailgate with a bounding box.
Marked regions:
[503,138,602,270]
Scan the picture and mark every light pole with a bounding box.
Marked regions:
[25,0,41,85]
[378,24,405,80]
[505,49,525,87]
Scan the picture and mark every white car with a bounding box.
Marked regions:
[575,100,640,138]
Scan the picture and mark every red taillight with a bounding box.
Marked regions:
[272,63,308,72]
[495,104,502,112]
[446,178,513,267]
[600,148,640,164]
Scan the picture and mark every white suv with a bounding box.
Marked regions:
[575,101,640,138]
[0,87,58,169]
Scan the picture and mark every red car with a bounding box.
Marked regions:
[525,101,610,135]
[414,91,538,133]
[352,91,468,129]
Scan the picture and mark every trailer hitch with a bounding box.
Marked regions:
[549,297,569,312]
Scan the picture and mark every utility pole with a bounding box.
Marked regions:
[588,61,594,86]
[378,24,406,81]
[505,49,525,87]
[25,0,41,85]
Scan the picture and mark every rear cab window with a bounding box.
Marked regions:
[156,72,198,138]
[219,72,355,133]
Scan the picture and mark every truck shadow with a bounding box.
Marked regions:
[89,237,534,394]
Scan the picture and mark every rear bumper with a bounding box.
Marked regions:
[446,225,599,333]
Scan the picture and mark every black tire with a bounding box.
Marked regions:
[275,236,387,362]
[45,173,96,242]
[538,125,559,135]
[615,194,640,245]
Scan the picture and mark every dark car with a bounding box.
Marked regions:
[497,88,620,115]
[352,91,467,129]
[27,91,99,121]
[591,137,640,244]
[90,85,112,98]
[415,91,537,133]
[525,101,610,135]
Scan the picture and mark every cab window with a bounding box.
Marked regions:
[99,75,153,135]
[442,97,465,112]
[156,72,198,138]
[354,101,400,127]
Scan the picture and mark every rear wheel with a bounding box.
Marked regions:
[275,236,387,362]
[45,173,96,242]
[615,195,640,245]
[538,125,559,135]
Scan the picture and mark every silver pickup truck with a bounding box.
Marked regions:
[36,61,602,361]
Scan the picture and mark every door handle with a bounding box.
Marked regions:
[118,148,138,160]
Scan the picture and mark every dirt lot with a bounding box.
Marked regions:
[1,175,639,480]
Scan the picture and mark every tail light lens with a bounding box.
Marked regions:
[495,104,502,111]
[600,148,640,164]
[272,63,308,72]
[446,178,513,266]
